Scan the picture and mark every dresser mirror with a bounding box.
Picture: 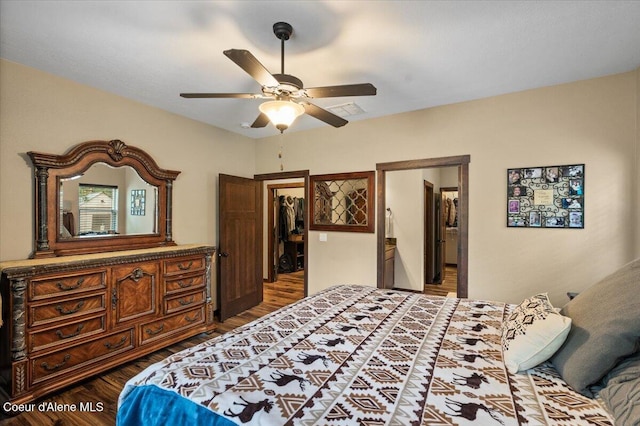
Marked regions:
[28,140,180,257]
[59,163,158,238]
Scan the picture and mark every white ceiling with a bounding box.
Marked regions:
[2,1,640,139]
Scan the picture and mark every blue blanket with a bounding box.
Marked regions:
[117,385,236,426]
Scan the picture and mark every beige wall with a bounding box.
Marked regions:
[256,71,639,306]
[385,168,426,290]
[2,59,638,307]
[637,68,640,257]
[0,59,256,261]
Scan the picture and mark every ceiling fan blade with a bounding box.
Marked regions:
[251,113,270,128]
[302,102,348,128]
[224,49,279,88]
[304,83,377,98]
[180,93,259,99]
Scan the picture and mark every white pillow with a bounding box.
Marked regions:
[501,293,572,373]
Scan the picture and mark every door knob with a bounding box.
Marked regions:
[218,252,229,258]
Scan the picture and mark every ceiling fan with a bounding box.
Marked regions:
[180,22,377,132]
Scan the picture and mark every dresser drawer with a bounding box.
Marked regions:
[29,315,106,352]
[29,270,106,301]
[31,329,133,384]
[164,273,205,296]
[164,256,205,276]
[164,289,205,314]
[29,293,106,327]
[140,306,205,345]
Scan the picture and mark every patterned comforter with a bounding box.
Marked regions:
[117,285,612,425]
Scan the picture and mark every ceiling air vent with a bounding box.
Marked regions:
[327,102,366,117]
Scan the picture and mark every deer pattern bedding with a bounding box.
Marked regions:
[117,285,612,425]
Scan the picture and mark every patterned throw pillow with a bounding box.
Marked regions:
[501,293,572,373]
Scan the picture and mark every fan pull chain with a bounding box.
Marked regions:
[279,132,284,171]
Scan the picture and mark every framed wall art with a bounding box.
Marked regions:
[507,164,584,228]
[131,189,146,216]
[310,171,375,233]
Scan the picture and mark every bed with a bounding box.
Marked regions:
[117,276,640,425]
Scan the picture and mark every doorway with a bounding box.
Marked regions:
[424,185,459,296]
[256,171,308,304]
[376,155,469,298]
[267,182,305,283]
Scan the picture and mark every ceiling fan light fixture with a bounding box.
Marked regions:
[181,21,376,131]
[259,100,305,132]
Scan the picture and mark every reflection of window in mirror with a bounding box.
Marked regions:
[78,184,118,236]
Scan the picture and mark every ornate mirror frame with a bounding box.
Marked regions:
[28,140,181,258]
[309,171,375,233]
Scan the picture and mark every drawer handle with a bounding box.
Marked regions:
[177,279,194,288]
[179,296,195,306]
[145,324,164,336]
[185,312,201,323]
[57,277,84,291]
[104,335,128,350]
[41,354,71,371]
[56,323,85,339]
[177,261,193,271]
[55,300,85,315]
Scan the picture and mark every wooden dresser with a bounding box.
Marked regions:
[0,244,216,404]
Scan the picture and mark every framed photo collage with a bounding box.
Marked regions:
[507,164,584,228]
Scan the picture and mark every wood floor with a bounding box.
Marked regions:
[1,268,457,425]
[422,265,458,297]
[0,272,305,426]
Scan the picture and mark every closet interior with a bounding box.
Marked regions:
[441,188,459,267]
[268,184,305,281]
[278,193,305,273]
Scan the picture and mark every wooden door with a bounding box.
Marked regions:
[423,180,435,285]
[219,174,263,322]
[437,193,447,283]
[272,192,280,282]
